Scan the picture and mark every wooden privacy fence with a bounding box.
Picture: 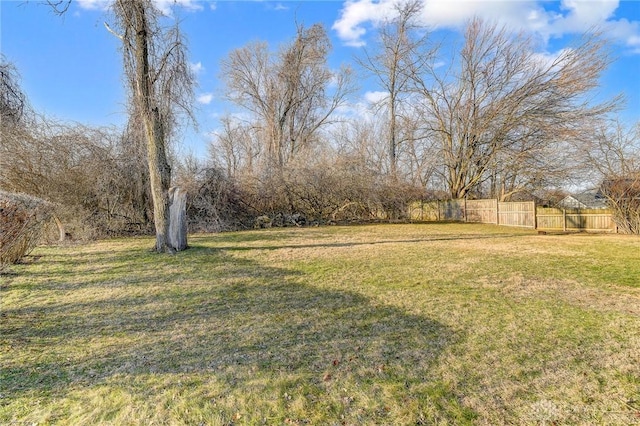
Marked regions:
[409,199,617,232]
[535,207,615,232]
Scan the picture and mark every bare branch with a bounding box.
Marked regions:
[103,21,123,41]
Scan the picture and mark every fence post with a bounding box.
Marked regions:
[563,208,567,232]
[463,198,467,222]
[533,200,537,230]
[495,199,499,225]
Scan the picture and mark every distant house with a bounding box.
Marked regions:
[557,191,609,209]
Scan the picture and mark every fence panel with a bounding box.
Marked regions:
[409,200,466,221]
[465,199,498,224]
[443,199,465,221]
[498,201,535,228]
[568,209,615,231]
[536,207,564,230]
[409,201,438,221]
[537,207,615,232]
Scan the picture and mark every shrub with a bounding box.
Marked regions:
[186,168,255,233]
[0,191,54,269]
[601,174,640,234]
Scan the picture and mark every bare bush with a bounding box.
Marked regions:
[1,117,153,240]
[581,120,640,234]
[214,156,424,227]
[0,191,54,270]
[601,175,640,234]
[184,167,254,233]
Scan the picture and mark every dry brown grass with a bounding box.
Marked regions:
[1,223,639,425]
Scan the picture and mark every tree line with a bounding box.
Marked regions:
[1,0,638,245]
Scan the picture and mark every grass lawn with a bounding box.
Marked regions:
[1,223,639,425]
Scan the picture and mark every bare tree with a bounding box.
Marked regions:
[109,0,195,252]
[45,0,194,251]
[582,120,639,179]
[221,23,354,170]
[409,18,619,199]
[210,115,261,180]
[0,55,28,126]
[357,0,431,179]
[582,120,640,233]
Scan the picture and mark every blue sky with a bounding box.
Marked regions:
[2,0,639,158]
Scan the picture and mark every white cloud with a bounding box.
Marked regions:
[602,18,640,54]
[190,61,205,74]
[332,0,396,47]
[154,0,204,16]
[531,0,640,53]
[364,90,388,104]
[334,92,388,121]
[77,0,111,11]
[530,48,574,73]
[77,0,204,15]
[333,0,640,54]
[197,93,214,105]
[332,0,534,46]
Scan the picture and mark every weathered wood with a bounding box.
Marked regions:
[168,187,187,251]
[497,201,535,228]
[465,199,499,224]
[536,207,615,232]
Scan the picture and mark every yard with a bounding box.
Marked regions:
[1,223,639,425]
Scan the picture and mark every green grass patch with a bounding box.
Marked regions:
[1,224,639,425]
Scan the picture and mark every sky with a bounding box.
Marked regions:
[1,0,639,158]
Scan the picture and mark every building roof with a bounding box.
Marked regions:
[558,191,609,209]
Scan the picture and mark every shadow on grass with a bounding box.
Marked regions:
[2,240,472,423]
[203,227,530,254]
[213,233,527,253]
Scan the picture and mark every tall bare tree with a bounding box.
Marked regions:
[109,0,195,252]
[409,18,619,199]
[357,0,431,179]
[221,23,354,170]
[46,0,194,251]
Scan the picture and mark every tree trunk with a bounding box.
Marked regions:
[131,1,175,253]
[143,107,172,252]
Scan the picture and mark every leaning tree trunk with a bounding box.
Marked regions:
[143,107,173,252]
[131,1,173,252]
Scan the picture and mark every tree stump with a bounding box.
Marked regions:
[168,187,188,251]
